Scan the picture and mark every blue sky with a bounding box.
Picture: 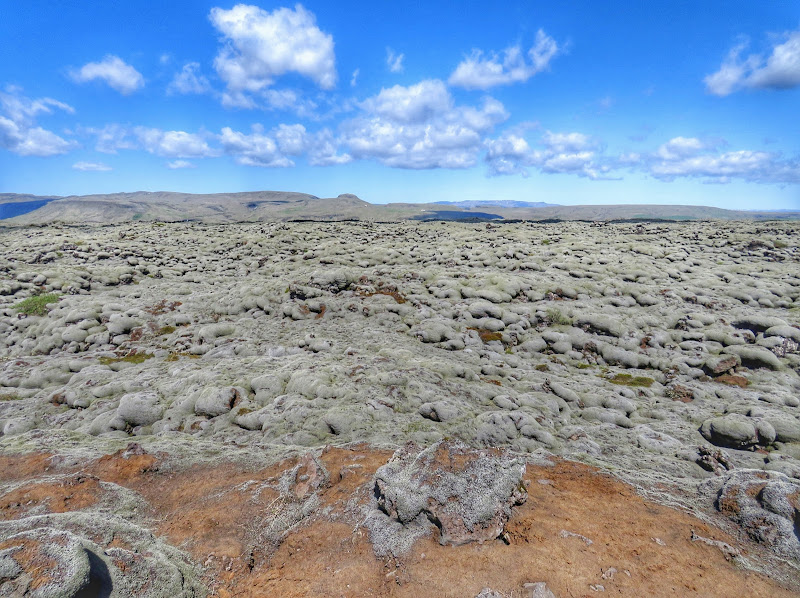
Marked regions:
[1,1,798,209]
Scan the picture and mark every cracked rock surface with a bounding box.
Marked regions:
[373,440,527,547]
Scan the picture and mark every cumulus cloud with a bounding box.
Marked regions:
[70,55,144,95]
[0,86,75,157]
[386,48,404,73]
[82,123,137,154]
[342,79,508,169]
[209,3,336,108]
[168,62,212,95]
[486,129,799,185]
[219,125,293,167]
[274,123,308,155]
[705,31,800,96]
[166,160,195,169]
[0,120,75,157]
[541,131,593,153]
[134,127,216,158]
[361,79,452,123]
[485,129,606,178]
[0,86,74,124]
[72,161,111,171]
[84,124,217,160]
[350,68,359,87]
[221,85,321,118]
[220,122,349,167]
[654,136,709,160]
[638,136,800,184]
[307,128,351,166]
[448,29,559,90]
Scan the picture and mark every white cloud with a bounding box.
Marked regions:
[361,79,452,123]
[0,85,74,124]
[342,79,507,169]
[541,131,593,153]
[307,128,351,166]
[220,91,258,109]
[542,151,596,175]
[166,159,195,169]
[73,161,111,171]
[0,119,75,157]
[219,126,293,167]
[264,88,299,110]
[134,127,216,158]
[83,123,137,154]
[705,31,800,96]
[350,68,359,87]
[386,48,404,73]
[448,29,559,90]
[487,129,800,185]
[654,136,708,160]
[275,123,308,155]
[70,55,144,95]
[222,85,320,118]
[81,120,350,168]
[209,3,336,107]
[220,123,349,167]
[0,87,75,157]
[641,137,800,184]
[168,62,212,95]
[262,89,319,116]
[485,129,605,179]
[748,31,800,89]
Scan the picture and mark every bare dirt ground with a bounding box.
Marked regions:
[0,445,796,598]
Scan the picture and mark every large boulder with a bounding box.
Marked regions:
[700,414,768,450]
[194,386,242,417]
[373,440,527,547]
[117,391,163,427]
[722,345,782,370]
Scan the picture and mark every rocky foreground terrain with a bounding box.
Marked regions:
[0,218,799,596]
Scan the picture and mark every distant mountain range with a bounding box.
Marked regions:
[1,191,798,224]
[433,200,559,208]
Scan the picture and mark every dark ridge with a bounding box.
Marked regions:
[605,218,698,224]
[412,210,503,221]
[287,218,362,223]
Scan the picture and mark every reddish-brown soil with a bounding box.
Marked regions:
[0,473,102,519]
[0,447,796,598]
[715,374,751,388]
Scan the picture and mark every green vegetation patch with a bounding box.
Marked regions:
[606,373,654,387]
[546,307,572,326]
[13,293,59,316]
[99,352,154,366]
[0,394,23,402]
[468,327,503,343]
[165,352,202,362]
